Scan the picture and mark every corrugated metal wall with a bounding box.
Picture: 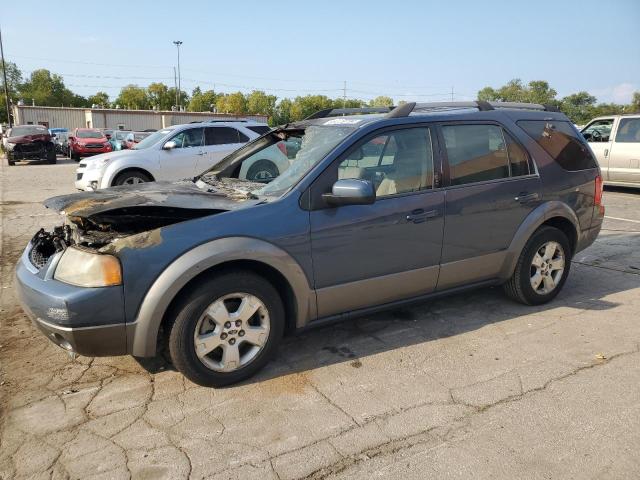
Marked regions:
[12,106,268,131]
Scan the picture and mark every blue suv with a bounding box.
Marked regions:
[15,101,604,386]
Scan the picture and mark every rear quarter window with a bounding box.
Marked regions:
[518,120,597,171]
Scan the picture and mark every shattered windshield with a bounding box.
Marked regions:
[200,125,355,197]
[10,126,48,136]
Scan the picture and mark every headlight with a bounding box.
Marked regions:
[86,157,112,170]
[6,142,15,151]
[54,247,122,287]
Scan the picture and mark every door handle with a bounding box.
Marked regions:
[406,209,439,223]
[514,192,540,203]
[604,148,609,158]
[197,150,206,156]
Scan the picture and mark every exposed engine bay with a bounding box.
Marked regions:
[28,178,264,269]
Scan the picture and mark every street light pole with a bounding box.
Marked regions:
[173,40,182,111]
[0,26,12,127]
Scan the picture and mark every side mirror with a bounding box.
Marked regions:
[163,140,177,150]
[322,179,375,207]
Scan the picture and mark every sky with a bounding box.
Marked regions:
[1,0,639,104]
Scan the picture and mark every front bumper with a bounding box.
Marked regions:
[14,244,127,356]
[74,166,104,191]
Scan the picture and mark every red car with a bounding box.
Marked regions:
[5,125,57,166]
[69,128,112,161]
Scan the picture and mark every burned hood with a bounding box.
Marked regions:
[8,133,51,144]
[44,181,261,218]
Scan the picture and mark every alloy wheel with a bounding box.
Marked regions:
[193,293,270,372]
[530,241,565,295]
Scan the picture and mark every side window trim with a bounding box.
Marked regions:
[436,120,538,189]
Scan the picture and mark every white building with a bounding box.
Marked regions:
[12,105,268,131]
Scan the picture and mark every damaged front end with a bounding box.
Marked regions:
[27,181,259,269]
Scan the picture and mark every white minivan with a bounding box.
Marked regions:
[75,121,289,190]
[582,115,640,188]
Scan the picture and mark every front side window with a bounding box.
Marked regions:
[247,125,271,135]
[519,120,597,171]
[442,124,509,186]
[615,118,640,143]
[338,127,433,197]
[581,119,614,142]
[171,128,204,149]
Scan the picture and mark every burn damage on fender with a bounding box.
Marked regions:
[35,180,262,256]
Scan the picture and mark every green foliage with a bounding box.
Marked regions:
[477,79,556,105]
[246,90,277,118]
[88,91,109,108]
[369,96,394,107]
[114,84,150,110]
[216,92,247,114]
[631,92,640,113]
[188,87,217,112]
[19,69,88,108]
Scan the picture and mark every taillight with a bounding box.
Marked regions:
[277,142,287,157]
[594,174,604,206]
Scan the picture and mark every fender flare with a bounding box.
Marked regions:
[127,237,314,357]
[498,201,580,280]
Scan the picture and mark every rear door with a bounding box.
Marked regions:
[157,127,204,180]
[581,118,615,179]
[608,117,640,184]
[437,122,541,290]
[197,126,250,173]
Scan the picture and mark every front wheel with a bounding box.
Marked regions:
[246,160,279,182]
[113,170,152,186]
[503,226,571,305]
[168,271,285,387]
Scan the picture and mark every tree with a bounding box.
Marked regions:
[115,84,150,110]
[0,61,23,123]
[246,90,277,117]
[526,81,557,105]
[560,92,596,125]
[88,91,110,108]
[147,82,172,110]
[632,91,640,113]
[272,98,293,125]
[19,69,88,107]
[189,87,218,112]
[477,79,556,105]
[369,96,394,107]
[216,92,247,114]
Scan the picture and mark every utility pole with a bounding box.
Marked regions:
[173,67,178,110]
[173,41,183,110]
[343,80,347,109]
[450,86,454,101]
[0,26,12,127]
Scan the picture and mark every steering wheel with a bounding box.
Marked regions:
[591,130,602,142]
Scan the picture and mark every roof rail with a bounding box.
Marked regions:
[386,101,560,118]
[305,106,393,120]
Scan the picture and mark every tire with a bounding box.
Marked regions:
[503,226,572,305]
[246,160,279,182]
[7,159,15,166]
[47,147,57,164]
[113,170,152,186]
[168,271,285,387]
[72,152,81,162]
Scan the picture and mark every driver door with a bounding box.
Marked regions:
[309,126,445,319]
[582,118,615,179]
[158,127,205,181]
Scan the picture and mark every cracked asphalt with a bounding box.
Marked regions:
[1,157,639,480]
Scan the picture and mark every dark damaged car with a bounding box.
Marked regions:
[15,101,604,387]
[6,124,57,166]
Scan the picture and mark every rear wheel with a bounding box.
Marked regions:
[113,170,152,186]
[72,152,81,162]
[46,146,57,164]
[503,226,571,305]
[246,160,279,182]
[168,271,284,387]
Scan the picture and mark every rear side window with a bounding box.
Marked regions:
[246,125,271,135]
[442,124,509,186]
[518,120,597,171]
[504,131,531,176]
[204,127,249,145]
[615,118,640,143]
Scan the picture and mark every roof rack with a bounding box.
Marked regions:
[386,101,559,118]
[305,106,393,120]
